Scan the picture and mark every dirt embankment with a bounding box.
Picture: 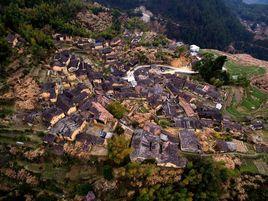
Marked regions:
[1,75,40,110]
[251,74,268,93]
[170,56,190,68]
[205,49,268,69]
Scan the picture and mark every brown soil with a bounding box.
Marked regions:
[206,49,268,68]
[251,74,268,93]
[170,56,190,68]
[76,9,112,33]
[234,87,244,104]
[2,76,40,110]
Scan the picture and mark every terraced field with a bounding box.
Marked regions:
[226,61,266,79]
[224,60,268,120]
[226,86,268,120]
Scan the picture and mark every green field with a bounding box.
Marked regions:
[225,61,266,78]
[239,158,259,174]
[226,86,268,120]
[224,61,267,120]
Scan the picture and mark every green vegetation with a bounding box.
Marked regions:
[125,17,148,31]
[114,125,125,135]
[152,35,169,47]
[247,182,268,201]
[226,86,268,120]
[134,158,229,201]
[0,98,15,118]
[239,159,259,174]
[107,135,133,165]
[226,61,266,78]
[0,107,14,118]
[193,53,230,87]
[0,0,91,79]
[75,183,92,196]
[97,0,252,51]
[102,165,114,180]
[0,38,12,79]
[156,118,172,129]
[107,101,128,119]
[96,8,122,40]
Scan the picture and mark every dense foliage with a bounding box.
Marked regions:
[107,101,128,119]
[193,54,230,87]
[97,0,268,60]
[97,0,250,48]
[0,38,12,79]
[224,0,268,23]
[107,135,133,165]
[135,158,229,201]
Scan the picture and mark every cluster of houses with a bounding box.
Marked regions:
[35,32,258,168]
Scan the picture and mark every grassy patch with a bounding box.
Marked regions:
[225,61,266,78]
[225,86,268,120]
[239,159,259,174]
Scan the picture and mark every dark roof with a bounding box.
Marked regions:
[179,129,202,153]
[130,129,186,168]
[43,134,56,144]
[78,98,93,111]
[59,55,69,64]
[43,106,64,121]
[178,92,193,102]
[73,92,88,104]
[184,82,197,90]
[52,61,65,67]
[175,117,202,129]
[6,33,16,43]
[101,47,112,54]
[196,107,223,122]
[87,71,103,80]
[215,140,229,152]
[67,56,79,68]
[56,94,74,112]
[50,115,84,138]
[255,144,268,153]
[76,133,105,145]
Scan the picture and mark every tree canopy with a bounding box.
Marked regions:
[193,54,230,87]
[107,135,133,165]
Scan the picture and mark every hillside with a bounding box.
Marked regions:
[97,0,268,60]
[97,0,250,48]
[0,1,268,201]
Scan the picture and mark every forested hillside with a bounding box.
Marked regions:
[225,0,268,23]
[97,0,268,60]
[97,0,250,49]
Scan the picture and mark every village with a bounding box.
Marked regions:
[13,28,262,170]
[0,1,268,200]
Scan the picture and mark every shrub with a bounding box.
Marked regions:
[0,107,14,118]
[157,118,172,128]
[131,121,139,128]
[75,183,92,196]
[114,125,125,135]
[108,135,133,165]
[107,101,127,119]
[103,165,114,180]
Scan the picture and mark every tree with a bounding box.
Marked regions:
[114,125,125,135]
[107,135,133,165]
[0,38,12,78]
[103,165,114,180]
[107,101,127,119]
[125,17,148,31]
[75,183,92,196]
[181,158,229,201]
[193,55,230,86]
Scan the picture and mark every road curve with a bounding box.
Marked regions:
[123,64,198,87]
